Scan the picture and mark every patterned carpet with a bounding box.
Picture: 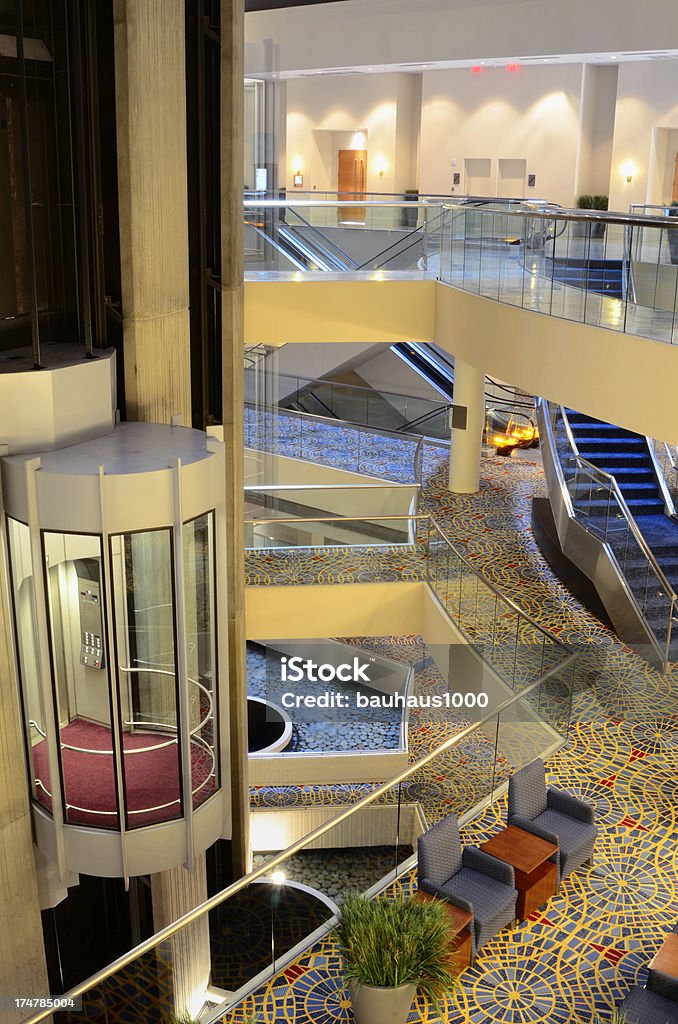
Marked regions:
[228,435,678,1023]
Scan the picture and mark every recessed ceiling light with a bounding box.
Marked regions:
[610,55,617,59]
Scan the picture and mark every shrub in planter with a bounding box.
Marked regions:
[336,891,459,1024]
[403,188,419,228]
[576,194,608,237]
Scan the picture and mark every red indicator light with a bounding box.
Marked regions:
[506,63,520,73]
[470,65,483,74]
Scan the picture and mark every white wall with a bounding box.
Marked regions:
[286,72,419,193]
[609,60,678,209]
[418,65,584,205]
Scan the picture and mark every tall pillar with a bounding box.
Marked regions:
[113,0,192,424]
[221,0,250,879]
[449,358,485,493]
[0,527,49,1019]
[151,853,211,1018]
[113,3,209,1013]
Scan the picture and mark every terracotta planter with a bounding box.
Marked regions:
[349,981,417,1024]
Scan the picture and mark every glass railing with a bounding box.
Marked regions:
[544,401,676,666]
[20,639,576,1024]
[244,403,425,484]
[245,365,451,439]
[245,508,572,693]
[652,439,678,508]
[245,199,678,345]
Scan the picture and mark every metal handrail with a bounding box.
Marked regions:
[19,638,577,1024]
[245,483,419,493]
[558,407,676,601]
[246,513,429,526]
[244,197,678,229]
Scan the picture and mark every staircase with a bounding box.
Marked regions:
[566,409,678,657]
[548,258,625,299]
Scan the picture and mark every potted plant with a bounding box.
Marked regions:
[403,188,419,229]
[575,194,608,238]
[668,201,678,265]
[335,892,458,1024]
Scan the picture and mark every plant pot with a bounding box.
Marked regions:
[349,981,417,1024]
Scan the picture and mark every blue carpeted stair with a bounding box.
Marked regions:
[548,258,624,298]
[567,409,678,655]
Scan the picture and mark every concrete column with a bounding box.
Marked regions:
[221,0,250,879]
[151,853,211,1018]
[449,358,485,493]
[113,0,192,425]
[0,531,49,1018]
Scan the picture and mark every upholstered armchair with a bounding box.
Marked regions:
[507,758,597,883]
[619,969,678,1023]
[417,812,517,961]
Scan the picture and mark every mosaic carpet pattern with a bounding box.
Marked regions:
[231,432,678,1023]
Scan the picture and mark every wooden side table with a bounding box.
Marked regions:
[480,824,559,920]
[648,933,678,978]
[414,889,473,971]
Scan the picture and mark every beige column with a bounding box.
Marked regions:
[0,536,49,1018]
[113,0,192,425]
[221,0,250,879]
[151,852,211,1018]
[449,358,486,493]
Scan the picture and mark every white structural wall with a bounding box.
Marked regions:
[418,65,584,205]
[286,72,420,193]
[609,59,678,210]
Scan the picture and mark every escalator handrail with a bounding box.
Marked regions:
[558,404,676,606]
[276,224,340,272]
[281,208,359,270]
[245,222,308,271]
[354,207,446,271]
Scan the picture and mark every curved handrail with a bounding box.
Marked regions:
[558,406,676,602]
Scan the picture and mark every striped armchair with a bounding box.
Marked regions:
[507,758,597,884]
[417,812,518,962]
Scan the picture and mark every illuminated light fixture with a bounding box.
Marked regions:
[610,55,617,60]
[470,65,484,74]
[373,155,388,177]
[506,63,520,73]
[620,159,637,183]
[272,870,286,885]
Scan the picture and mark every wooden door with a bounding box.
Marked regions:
[672,153,678,203]
[338,149,367,224]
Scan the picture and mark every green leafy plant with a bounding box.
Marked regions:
[577,194,608,211]
[335,892,458,1001]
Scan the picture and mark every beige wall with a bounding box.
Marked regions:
[286,72,420,193]
[419,65,584,205]
[609,59,678,209]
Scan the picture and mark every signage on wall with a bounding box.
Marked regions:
[528,173,536,188]
[255,167,268,192]
[293,173,304,187]
[453,172,461,186]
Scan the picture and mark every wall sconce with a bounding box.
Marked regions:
[374,155,388,178]
[621,160,637,184]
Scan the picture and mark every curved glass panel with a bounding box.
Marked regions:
[110,529,183,829]
[183,512,219,808]
[42,532,119,829]
[6,518,52,814]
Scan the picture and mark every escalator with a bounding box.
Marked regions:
[535,400,678,669]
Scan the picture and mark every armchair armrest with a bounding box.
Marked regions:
[419,878,473,915]
[547,787,595,824]
[648,968,678,1001]
[510,814,559,849]
[463,847,515,888]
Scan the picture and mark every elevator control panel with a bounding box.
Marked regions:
[78,578,105,670]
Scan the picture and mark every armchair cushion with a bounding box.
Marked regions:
[418,878,472,915]
[508,814,559,849]
[547,787,595,823]
[508,758,548,821]
[532,808,596,879]
[439,867,517,954]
